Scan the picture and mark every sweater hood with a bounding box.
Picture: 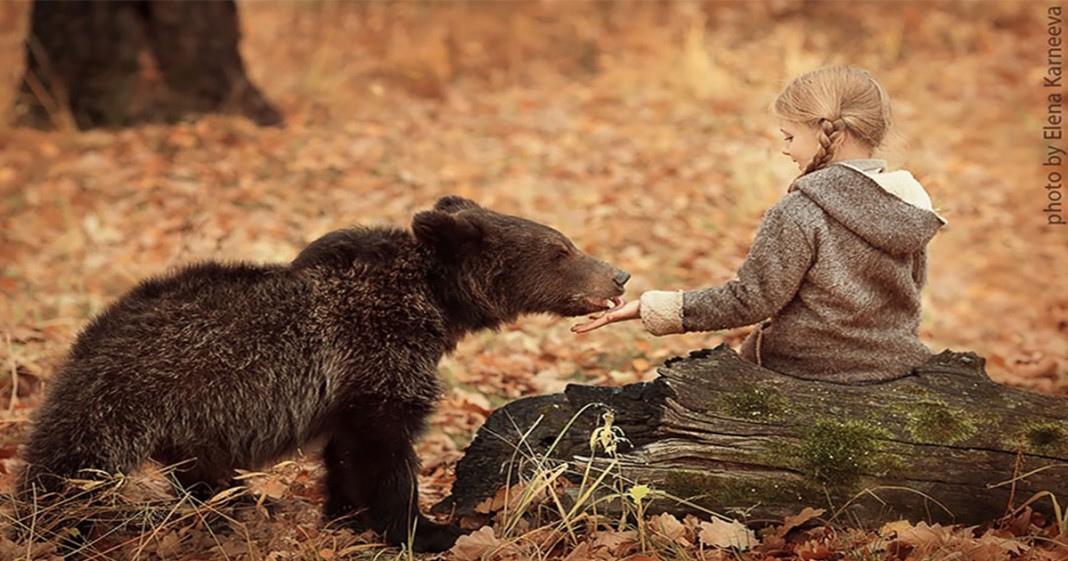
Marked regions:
[792,159,946,255]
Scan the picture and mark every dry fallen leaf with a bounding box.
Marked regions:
[590,529,638,556]
[698,518,757,550]
[156,532,183,558]
[893,521,954,549]
[450,526,501,561]
[561,542,596,561]
[474,481,530,515]
[878,519,916,539]
[651,512,690,545]
[263,476,289,500]
[775,507,826,539]
[976,529,1030,555]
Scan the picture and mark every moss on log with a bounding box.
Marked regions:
[435,346,1068,525]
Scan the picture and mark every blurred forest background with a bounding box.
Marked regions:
[0,1,1066,559]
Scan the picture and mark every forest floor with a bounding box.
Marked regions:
[0,2,1066,560]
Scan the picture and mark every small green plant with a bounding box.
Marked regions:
[627,484,652,553]
[485,403,739,561]
[588,410,629,456]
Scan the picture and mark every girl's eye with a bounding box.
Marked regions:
[784,136,793,142]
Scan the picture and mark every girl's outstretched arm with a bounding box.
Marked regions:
[575,195,816,336]
[675,199,814,333]
[572,299,639,333]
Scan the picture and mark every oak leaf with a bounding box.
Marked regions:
[450,526,501,561]
[698,518,757,550]
[775,507,826,539]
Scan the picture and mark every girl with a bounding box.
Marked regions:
[573,66,946,383]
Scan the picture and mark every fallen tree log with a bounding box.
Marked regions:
[435,346,1068,525]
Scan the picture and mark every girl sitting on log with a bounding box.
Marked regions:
[573,66,946,383]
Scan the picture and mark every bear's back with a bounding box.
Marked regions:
[69,261,304,362]
[291,226,415,272]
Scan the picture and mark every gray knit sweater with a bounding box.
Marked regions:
[639,160,946,383]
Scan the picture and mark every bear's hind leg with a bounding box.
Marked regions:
[19,415,148,502]
[16,416,150,544]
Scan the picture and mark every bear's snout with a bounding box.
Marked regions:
[555,260,629,316]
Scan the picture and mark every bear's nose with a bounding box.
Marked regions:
[614,271,631,287]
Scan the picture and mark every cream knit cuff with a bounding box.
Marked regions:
[639,290,685,336]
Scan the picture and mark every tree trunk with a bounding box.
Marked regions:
[14,0,281,130]
[436,346,1068,526]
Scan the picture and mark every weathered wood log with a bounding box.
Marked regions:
[435,346,1068,525]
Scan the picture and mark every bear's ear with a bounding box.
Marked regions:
[412,210,485,252]
[433,195,480,214]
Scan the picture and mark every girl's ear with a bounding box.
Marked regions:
[836,128,853,149]
[412,210,485,253]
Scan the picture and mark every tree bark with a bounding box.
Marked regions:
[14,0,281,130]
[436,346,1068,526]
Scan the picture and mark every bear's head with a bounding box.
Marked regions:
[413,196,629,328]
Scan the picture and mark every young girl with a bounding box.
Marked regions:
[573,66,946,383]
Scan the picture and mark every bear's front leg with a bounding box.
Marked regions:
[323,416,462,553]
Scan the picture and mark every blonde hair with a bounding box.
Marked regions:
[773,66,892,176]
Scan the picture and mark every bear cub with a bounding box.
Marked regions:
[18,196,629,552]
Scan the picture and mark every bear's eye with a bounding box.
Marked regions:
[553,246,572,261]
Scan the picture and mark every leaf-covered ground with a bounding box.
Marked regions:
[1,2,1066,560]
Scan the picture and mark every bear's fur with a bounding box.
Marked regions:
[18,196,629,552]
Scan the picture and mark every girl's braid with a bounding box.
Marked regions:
[802,117,847,175]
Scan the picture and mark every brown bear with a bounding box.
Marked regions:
[17,195,629,552]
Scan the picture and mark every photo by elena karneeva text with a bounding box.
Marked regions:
[1045,6,1065,226]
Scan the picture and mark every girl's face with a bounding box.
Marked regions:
[779,121,820,171]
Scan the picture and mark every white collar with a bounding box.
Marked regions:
[836,161,947,224]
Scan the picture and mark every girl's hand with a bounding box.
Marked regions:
[571,299,641,333]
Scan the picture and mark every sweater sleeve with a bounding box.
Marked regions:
[638,290,685,335]
[680,200,815,332]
